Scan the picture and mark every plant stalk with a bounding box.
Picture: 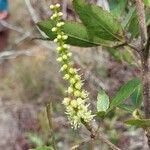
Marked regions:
[135,0,150,147]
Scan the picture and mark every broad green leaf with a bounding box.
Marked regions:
[37,20,118,47]
[118,104,135,113]
[73,0,125,41]
[97,90,110,112]
[144,0,150,7]
[125,119,150,127]
[35,146,54,150]
[109,0,127,18]
[131,84,143,108]
[108,79,141,112]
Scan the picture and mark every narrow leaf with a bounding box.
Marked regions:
[118,104,135,113]
[131,84,143,108]
[108,79,141,112]
[125,119,150,128]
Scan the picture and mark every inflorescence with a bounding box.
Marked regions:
[50,4,94,129]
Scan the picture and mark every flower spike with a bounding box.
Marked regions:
[50,3,94,129]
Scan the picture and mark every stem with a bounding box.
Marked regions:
[141,52,150,118]
[135,0,147,48]
[135,0,150,147]
[82,121,121,150]
[46,102,57,150]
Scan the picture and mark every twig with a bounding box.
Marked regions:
[71,138,90,150]
[82,121,121,150]
[0,20,25,34]
[135,0,147,48]
[24,0,40,23]
[135,0,150,147]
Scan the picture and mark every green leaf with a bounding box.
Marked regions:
[125,119,150,128]
[97,90,110,112]
[108,79,141,112]
[146,8,150,25]
[37,20,118,47]
[109,0,127,18]
[35,146,54,150]
[106,47,134,64]
[131,84,143,108]
[118,104,135,113]
[144,0,150,7]
[123,7,139,38]
[73,0,125,41]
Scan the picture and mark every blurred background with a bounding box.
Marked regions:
[0,0,149,150]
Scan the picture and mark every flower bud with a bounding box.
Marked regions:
[52,27,57,32]
[57,35,62,40]
[63,97,70,106]
[50,5,54,10]
[68,87,73,94]
[58,12,63,17]
[75,82,82,90]
[56,46,63,52]
[69,68,75,74]
[62,55,67,60]
[55,4,60,8]
[60,64,68,71]
[74,90,81,97]
[63,44,69,49]
[70,100,78,108]
[67,52,72,57]
[54,38,58,43]
[70,78,76,84]
[62,35,68,40]
[57,57,63,62]
[57,22,65,27]
[63,74,70,80]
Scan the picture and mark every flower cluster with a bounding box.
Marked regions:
[50,4,94,129]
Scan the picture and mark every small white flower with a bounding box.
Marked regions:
[62,35,68,40]
[63,97,70,106]
[67,52,72,57]
[58,12,63,16]
[55,3,60,8]
[51,27,57,32]
[70,78,76,84]
[68,87,73,94]
[60,64,68,71]
[75,82,82,90]
[57,35,62,40]
[57,22,65,27]
[57,57,63,62]
[70,100,78,108]
[54,38,58,43]
[74,90,81,97]
[63,44,69,49]
[50,5,54,10]
[63,74,70,80]
[62,55,68,60]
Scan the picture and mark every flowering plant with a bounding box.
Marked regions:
[37,0,150,149]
